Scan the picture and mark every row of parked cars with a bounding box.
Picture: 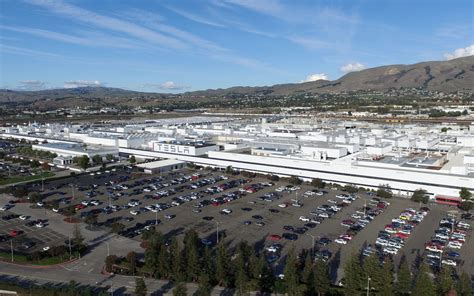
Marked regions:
[424,217,471,268]
[374,206,429,255]
[335,198,389,245]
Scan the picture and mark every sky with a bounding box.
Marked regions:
[0,0,473,92]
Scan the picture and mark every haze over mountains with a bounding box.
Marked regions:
[1,56,473,107]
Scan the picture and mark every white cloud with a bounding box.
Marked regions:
[167,6,225,28]
[444,44,474,60]
[300,73,329,83]
[143,81,190,90]
[340,62,366,74]
[18,80,47,90]
[64,80,102,88]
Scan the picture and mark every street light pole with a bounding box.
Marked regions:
[216,221,221,244]
[10,240,13,262]
[155,210,158,225]
[106,241,110,257]
[366,276,371,296]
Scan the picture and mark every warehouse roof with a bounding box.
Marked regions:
[137,159,184,169]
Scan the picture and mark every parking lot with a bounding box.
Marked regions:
[0,212,67,253]
[2,166,472,279]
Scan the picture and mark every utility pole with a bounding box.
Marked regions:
[10,240,13,262]
[41,177,44,192]
[106,241,110,257]
[155,210,158,225]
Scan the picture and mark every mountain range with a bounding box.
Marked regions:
[1,56,473,108]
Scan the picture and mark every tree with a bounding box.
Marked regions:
[395,256,412,296]
[235,253,249,296]
[30,159,40,168]
[41,162,50,171]
[380,257,394,296]
[72,224,84,246]
[283,250,304,296]
[225,165,234,174]
[314,260,330,296]
[76,155,90,170]
[195,273,212,296]
[92,154,102,165]
[104,255,118,273]
[412,263,436,296]
[459,187,472,201]
[343,252,364,295]
[129,155,136,165]
[106,154,114,161]
[441,127,448,133]
[364,254,384,292]
[311,178,325,189]
[411,189,429,204]
[173,282,187,296]
[456,272,473,296]
[343,184,358,194]
[377,184,393,198]
[289,176,303,185]
[183,229,200,282]
[301,252,314,291]
[170,237,185,282]
[135,277,147,296]
[458,201,473,211]
[215,242,232,286]
[437,267,454,296]
[126,251,137,275]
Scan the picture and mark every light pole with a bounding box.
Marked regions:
[70,184,76,201]
[306,233,316,256]
[41,177,45,192]
[10,240,13,262]
[106,241,110,257]
[216,221,222,244]
[68,237,72,260]
[155,210,158,225]
[366,276,371,296]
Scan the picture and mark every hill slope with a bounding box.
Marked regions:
[1,56,473,107]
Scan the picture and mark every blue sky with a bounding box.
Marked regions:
[0,0,473,92]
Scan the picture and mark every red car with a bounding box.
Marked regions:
[395,232,409,239]
[9,230,22,237]
[268,234,282,241]
[75,204,86,210]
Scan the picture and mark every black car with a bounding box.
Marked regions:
[269,209,280,213]
[202,216,214,221]
[241,207,253,212]
[25,220,36,227]
[318,237,332,246]
[252,215,263,220]
[22,241,36,249]
[304,222,317,228]
[282,233,298,241]
[293,227,308,234]
[283,225,294,231]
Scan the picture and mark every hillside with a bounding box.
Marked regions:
[1,56,473,109]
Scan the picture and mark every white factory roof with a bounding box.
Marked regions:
[137,159,184,169]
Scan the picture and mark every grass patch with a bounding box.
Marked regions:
[0,251,77,265]
[0,171,55,186]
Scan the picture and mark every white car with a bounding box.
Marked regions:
[351,214,362,219]
[36,202,44,207]
[130,210,140,216]
[221,209,232,215]
[383,247,398,255]
[327,199,337,204]
[19,215,28,220]
[278,203,288,208]
[42,246,50,252]
[292,202,303,207]
[299,216,310,222]
[335,238,347,245]
[0,206,8,211]
[52,208,59,213]
[442,259,457,266]
[35,222,45,228]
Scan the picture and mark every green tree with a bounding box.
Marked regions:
[380,257,394,296]
[311,178,325,188]
[437,267,454,295]
[72,224,84,246]
[129,155,136,165]
[343,184,358,194]
[126,251,137,275]
[76,155,90,170]
[104,255,117,273]
[201,246,215,284]
[395,257,412,296]
[343,252,364,295]
[283,250,304,296]
[215,242,232,286]
[183,229,200,282]
[173,282,187,296]
[235,253,249,296]
[364,254,384,291]
[301,252,315,292]
[170,237,185,282]
[459,187,472,200]
[225,165,234,174]
[196,273,212,296]
[456,272,473,296]
[411,189,429,204]
[377,184,393,198]
[135,277,147,296]
[106,154,114,161]
[289,176,303,185]
[314,260,330,296]
[412,263,436,296]
[92,154,102,165]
